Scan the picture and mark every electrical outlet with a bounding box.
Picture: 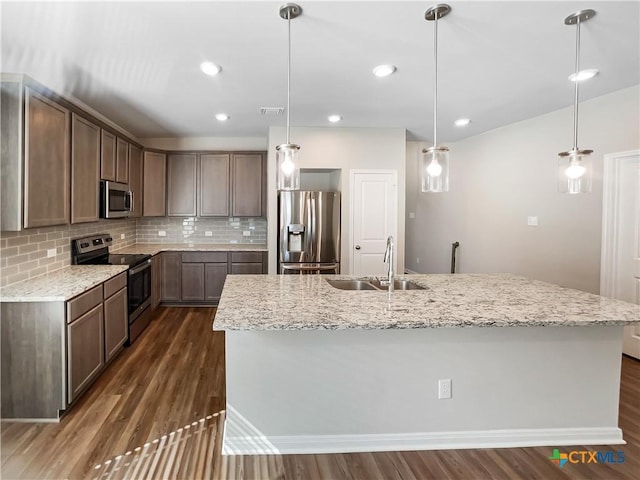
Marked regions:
[409,212,415,219]
[438,379,452,399]
[243,230,251,236]
[158,230,166,237]
[205,231,213,237]
[416,257,420,264]
[47,248,57,258]
[120,233,125,239]
[527,216,538,226]
[230,240,238,244]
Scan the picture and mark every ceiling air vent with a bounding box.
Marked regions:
[259,107,285,116]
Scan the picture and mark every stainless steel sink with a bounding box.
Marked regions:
[326,279,379,290]
[369,279,426,290]
[326,278,426,291]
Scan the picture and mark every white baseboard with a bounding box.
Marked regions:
[222,427,625,455]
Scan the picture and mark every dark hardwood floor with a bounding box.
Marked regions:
[1,307,639,479]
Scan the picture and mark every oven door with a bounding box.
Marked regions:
[128,259,151,323]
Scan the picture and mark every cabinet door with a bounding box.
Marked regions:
[199,154,230,216]
[161,252,181,301]
[231,153,263,217]
[24,88,70,228]
[230,263,264,274]
[100,130,116,181]
[71,113,100,224]
[143,151,167,216]
[67,304,104,403]
[104,287,127,362]
[128,144,143,218]
[116,137,129,184]
[205,262,228,302]
[151,254,162,309]
[181,263,205,301]
[167,153,197,216]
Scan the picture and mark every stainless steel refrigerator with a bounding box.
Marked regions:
[278,191,341,274]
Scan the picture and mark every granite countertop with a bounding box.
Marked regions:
[213,273,640,331]
[0,265,129,302]
[113,243,267,256]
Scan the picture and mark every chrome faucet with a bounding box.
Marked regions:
[383,235,394,294]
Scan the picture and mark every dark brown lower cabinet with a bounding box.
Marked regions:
[205,263,228,302]
[158,250,265,305]
[181,263,205,301]
[67,304,104,404]
[161,252,182,302]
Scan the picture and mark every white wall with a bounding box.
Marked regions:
[267,127,406,274]
[140,136,267,151]
[406,85,640,294]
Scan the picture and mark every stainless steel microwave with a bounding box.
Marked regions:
[100,181,132,218]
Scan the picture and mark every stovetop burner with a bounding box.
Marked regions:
[71,233,150,267]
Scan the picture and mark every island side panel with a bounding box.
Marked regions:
[223,326,624,454]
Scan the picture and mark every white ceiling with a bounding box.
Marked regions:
[1,1,638,143]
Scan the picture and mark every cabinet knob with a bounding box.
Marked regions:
[355,245,361,250]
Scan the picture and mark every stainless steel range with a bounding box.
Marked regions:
[72,234,152,344]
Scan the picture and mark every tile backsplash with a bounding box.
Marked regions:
[0,219,136,288]
[0,217,268,288]
[136,217,267,244]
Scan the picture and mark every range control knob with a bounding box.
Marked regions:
[80,242,89,248]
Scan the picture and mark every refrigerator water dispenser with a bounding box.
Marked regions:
[287,224,305,252]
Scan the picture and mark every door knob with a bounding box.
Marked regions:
[355,245,361,250]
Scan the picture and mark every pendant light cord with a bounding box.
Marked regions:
[286,10,291,145]
[433,13,438,147]
[572,18,580,151]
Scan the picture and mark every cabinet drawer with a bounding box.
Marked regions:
[104,272,127,299]
[67,285,103,323]
[230,251,263,263]
[182,252,228,263]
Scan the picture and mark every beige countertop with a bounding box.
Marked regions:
[113,243,267,256]
[213,273,640,330]
[0,265,129,302]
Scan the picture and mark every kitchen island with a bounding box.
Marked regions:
[214,274,640,455]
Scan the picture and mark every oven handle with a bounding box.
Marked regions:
[129,259,151,276]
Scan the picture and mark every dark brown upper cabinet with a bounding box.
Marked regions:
[199,153,230,217]
[71,113,100,224]
[115,137,129,184]
[128,144,143,218]
[143,151,167,217]
[167,153,197,216]
[231,153,264,217]
[100,130,116,182]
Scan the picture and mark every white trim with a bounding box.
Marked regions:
[601,149,640,297]
[223,427,625,455]
[348,169,398,275]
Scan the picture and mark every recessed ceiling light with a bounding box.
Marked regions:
[568,68,598,82]
[215,113,229,121]
[328,115,342,123]
[372,65,396,77]
[454,118,471,127]
[200,61,222,76]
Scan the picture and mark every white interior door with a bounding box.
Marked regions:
[601,150,640,359]
[350,170,397,276]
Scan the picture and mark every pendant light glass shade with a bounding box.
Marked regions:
[276,3,302,191]
[558,9,596,194]
[421,146,449,193]
[558,149,593,194]
[421,4,451,193]
[276,143,300,190]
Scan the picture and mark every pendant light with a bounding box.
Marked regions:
[421,4,451,193]
[276,3,302,191]
[558,9,596,194]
